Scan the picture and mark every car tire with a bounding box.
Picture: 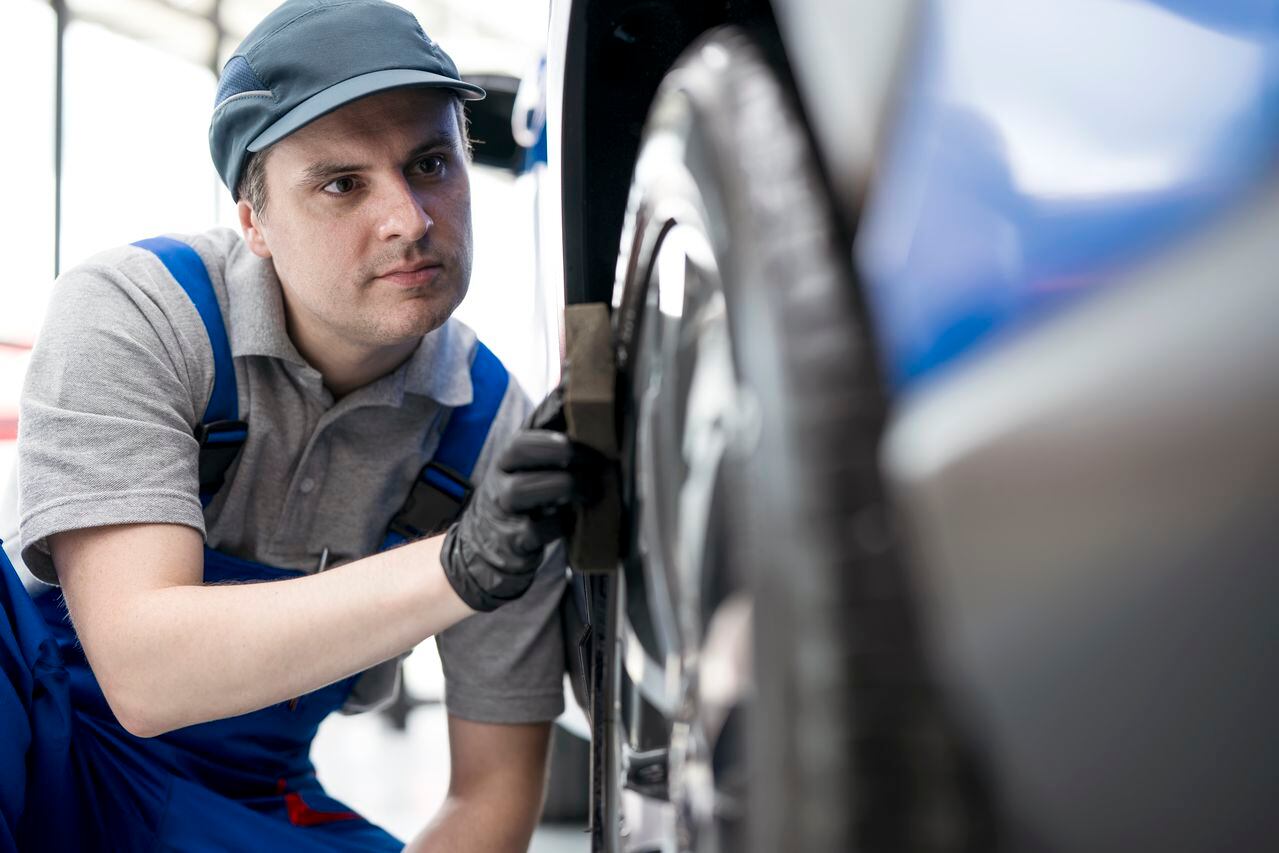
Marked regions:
[603,26,995,853]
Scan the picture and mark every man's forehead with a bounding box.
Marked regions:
[279,88,459,159]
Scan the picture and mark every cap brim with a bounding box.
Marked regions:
[247,68,487,152]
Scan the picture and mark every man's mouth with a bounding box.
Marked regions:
[377,261,443,288]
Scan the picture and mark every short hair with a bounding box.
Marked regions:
[237,95,471,216]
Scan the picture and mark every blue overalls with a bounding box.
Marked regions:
[0,237,509,851]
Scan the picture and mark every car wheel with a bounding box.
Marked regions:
[597,26,995,853]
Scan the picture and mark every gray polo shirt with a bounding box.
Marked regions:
[17,227,565,722]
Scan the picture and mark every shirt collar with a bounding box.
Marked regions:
[224,239,308,366]
[400,317,476,407]
[223,238,476,408]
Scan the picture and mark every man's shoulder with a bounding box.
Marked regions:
[52,228,243,322]
[36,231,235,408]
[184,227,250,273]
[464,343,535,484]
[436,320,533,414]
[68,227,242,274]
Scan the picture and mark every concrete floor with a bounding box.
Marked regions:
[312,638,589,852]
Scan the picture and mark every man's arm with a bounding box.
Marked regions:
[405,716,552,853]
[52,522,471,737]
[52,425,586,738]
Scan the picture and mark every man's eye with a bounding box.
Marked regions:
[322,176,357,195]
[413,156,446,177]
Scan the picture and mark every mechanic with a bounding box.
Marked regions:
[0,1,597,850]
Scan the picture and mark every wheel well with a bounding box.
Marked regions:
[560,0,788,305]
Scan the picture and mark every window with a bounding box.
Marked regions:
[0,0,57,345]
[60,19,223,269]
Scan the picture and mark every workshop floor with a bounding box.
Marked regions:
[312,638,588,852]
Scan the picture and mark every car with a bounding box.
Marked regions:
[530,1,1279,851]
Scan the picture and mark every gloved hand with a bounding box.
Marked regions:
[440,395,597,612]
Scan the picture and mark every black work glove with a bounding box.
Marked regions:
[440,396,598,612]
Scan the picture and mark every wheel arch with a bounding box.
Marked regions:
[557,0,791,307]
[556,0,919,309]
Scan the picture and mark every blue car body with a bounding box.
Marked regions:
[862,0,1279,388]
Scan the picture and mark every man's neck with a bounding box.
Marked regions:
[282,301,419,399]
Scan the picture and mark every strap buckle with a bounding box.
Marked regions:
[387,461,474,541]
[195,419,248,495]
[195,419,249,447]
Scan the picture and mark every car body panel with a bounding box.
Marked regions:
[858,0,1279,387]
[884,176,1279,849]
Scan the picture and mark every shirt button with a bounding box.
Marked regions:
[299,478,316,494]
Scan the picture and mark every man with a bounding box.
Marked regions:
[0,1,594,850]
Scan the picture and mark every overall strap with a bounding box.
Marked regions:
[383,342,510,548]
[133,237,247,505]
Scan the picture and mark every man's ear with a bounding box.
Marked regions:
[238,200,272,259]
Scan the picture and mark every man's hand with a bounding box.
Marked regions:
[440,424,591,612]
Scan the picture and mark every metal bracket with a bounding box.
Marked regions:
[564,302,622,574]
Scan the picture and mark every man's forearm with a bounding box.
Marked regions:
[60,528,472,737]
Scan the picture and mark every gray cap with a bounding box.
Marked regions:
[209,0,485,200]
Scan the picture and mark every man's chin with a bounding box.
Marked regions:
[362,278,464,338]
[380,300,459,343]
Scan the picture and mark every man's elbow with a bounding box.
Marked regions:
[117,712,168,740]
[103,681,170,739]
[95,662,184,738]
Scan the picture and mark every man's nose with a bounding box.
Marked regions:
[375,176,432,243]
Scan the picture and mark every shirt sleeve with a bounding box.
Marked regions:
[17,247,213,583]
[435,380,568,724]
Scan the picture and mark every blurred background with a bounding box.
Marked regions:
[0,1,584,849]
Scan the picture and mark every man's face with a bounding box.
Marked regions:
[244,88,472,350]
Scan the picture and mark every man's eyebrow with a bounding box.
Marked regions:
[404,131,459,161]
[298,160,367,185]
[297,132,460,186]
